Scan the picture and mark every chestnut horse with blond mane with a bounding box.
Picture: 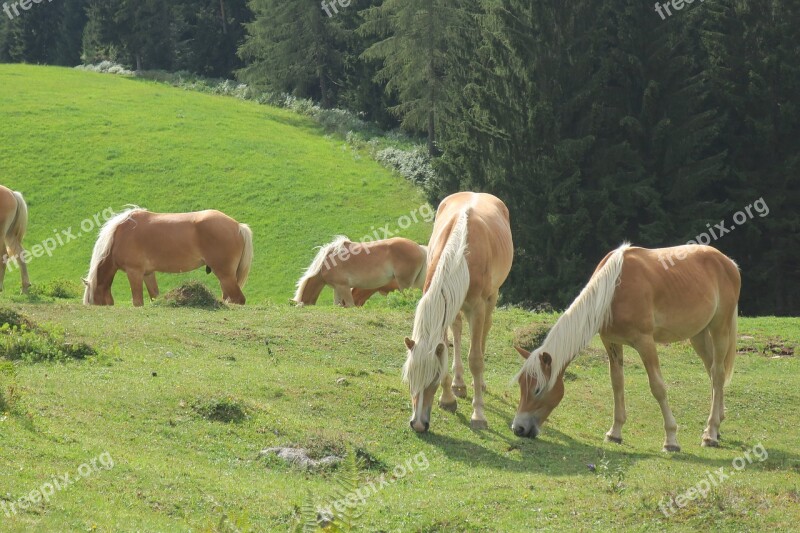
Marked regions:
[293,237,426,307]
[403,192,513,432]
[0,185,30,293]
[512,243,740,452]
[84,207,253,306]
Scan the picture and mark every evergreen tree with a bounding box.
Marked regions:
[360,0,471,154]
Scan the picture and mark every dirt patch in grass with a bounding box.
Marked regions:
[192,396,247,422]
[161,281,224,310]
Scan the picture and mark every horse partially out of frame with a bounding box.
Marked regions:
[0,185,30,293]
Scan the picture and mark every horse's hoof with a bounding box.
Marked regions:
[470,419,489,430]
[605,435,623,444]
[702,438,719,448]
[439,400,457,413]
[452,385,467,399]
[663,444,682,453]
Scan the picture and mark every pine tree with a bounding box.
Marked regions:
[238,0,345,107]
[360,0,471,155]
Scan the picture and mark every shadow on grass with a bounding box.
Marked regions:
[411,391,800,477]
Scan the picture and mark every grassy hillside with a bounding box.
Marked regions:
[1,304,798,531]
[0,65,798,532]
[0,65,431,304]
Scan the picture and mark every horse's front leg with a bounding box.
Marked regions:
[603,339,626,444]
[125,271,145,307]
[333,285,355,307]
[438,329,458,413]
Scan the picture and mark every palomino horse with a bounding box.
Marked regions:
[350,245,428,306]
[403,192,513,432]
[293,237,426,307]
[83,208,253,306]
[512,244,740,451]
[0,186,30,293]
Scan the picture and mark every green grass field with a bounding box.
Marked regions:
[0,66,798,532]
[0,64,430,305]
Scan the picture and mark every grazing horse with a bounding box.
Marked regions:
[293,237,426,307]
[512,244,740,451]
[83,208,253,306]
[350,245,428,306]
[0,186,30,293]
[403,192,513,432]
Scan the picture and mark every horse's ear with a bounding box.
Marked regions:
[435,343,445,357]
[81,278,88,286]
[515,346,531,360]
[404,337,415,350]
[539,352,553,370]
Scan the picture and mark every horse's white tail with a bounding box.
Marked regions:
[6,191,28,251]
[292,235,349,304]
[520,243,630,392]
[236,224,253,288]
[84,207,143,305]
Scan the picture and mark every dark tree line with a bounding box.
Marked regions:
[1,0,797,314]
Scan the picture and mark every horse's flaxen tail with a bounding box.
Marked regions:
[236,224,253,288]
[84,207,143,305]
[6,191,28,253]
[724,305,738,386]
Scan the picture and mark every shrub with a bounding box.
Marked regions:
[0,308,97,363]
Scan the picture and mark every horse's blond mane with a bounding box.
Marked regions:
[517,243,630,392]
[402,210,471,394]
[84,206,144,304]
[293,235,350,303]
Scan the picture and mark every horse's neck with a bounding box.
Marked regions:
[300,275,326,305]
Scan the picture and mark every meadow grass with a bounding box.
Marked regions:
[0,300,797,531]
[0,64,430,305]
[0,64,797,532]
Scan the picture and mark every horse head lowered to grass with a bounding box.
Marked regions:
[83,207,253,306]
[293,237,427,307]
[402,191,513,433]
[512,243,740,451]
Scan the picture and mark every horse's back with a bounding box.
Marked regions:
[608,245,740,343]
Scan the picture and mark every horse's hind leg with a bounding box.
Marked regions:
[701,320,734,447]
[5,235,29,293]
[216,273,245,305]
[144,273,159,300]
[126,271,145,307]
[603,339,626,444]
[451,312,467,398]
[0,238,6,291]
[635,337,680,452]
